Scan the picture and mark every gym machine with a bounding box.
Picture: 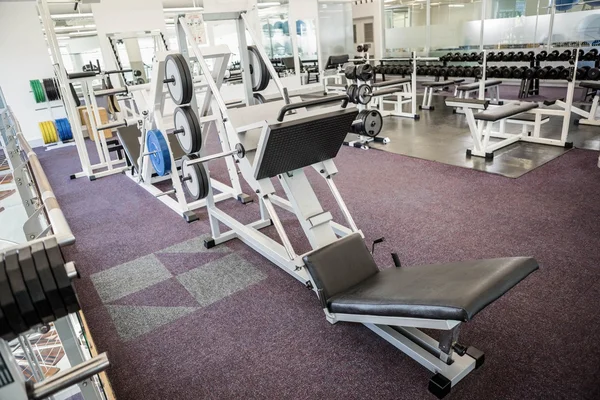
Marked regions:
[174,10,539,399]
[573,81,600,127]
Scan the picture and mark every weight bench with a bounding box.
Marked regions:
[572,81,600,127]
[420,79,465,111]
[371,78,419,119]
[455,80,503,114]
[304,233,538,398]
[446,97,559,159]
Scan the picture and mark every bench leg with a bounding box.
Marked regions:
[421,88,428,109]
[464,109,484,155]
[532,113,542,138]
[427,89,433,109]
[482,121,493,151]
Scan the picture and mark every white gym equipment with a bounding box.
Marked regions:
[572,81,600,127]
[174,10,539,399]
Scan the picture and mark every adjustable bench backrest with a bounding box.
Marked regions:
[253,108,359,180]
[303,233,378,305]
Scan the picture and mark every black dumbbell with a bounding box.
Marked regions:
[464,66,473,77]
[391,67,400,75]
[447,66,457,77]
[496,51,505,61]
[558,50,572,61]
[583,49,599,60]
[442,52,453,62]
[487,51,496,61]
[473,66,483,79]
[502,66,517,78]
[576,66,590,80]
[524,67,538,80]
[505,52,515,61]
[515,51,525,61]
[460,53,470,61]
[588,67,600,80]
[535,66,553,79]
[455,66,465,77]
[560,67,571,80]
[512,66,528,79]
[547,66,564,79]
[536,51,548,61]
[452,52,461,61]
[416,66,424,75]
[470,52,479,61]
[492,67,504,78]
[548,50,560,61]
[439,66,448,76]
[524,51,535,61]
[578,49,585,60]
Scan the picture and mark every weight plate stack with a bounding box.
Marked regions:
[146,129,171,176]
[173,106,202,154]
[353,110,383,138]
[30,80,46,103]
[181,154,210,200]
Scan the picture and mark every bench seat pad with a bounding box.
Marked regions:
[580,81,600,90]
[474,102,538,122]
[457,79,502,91]
[328,257,538,321]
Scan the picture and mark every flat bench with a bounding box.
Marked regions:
[456,80,503,108]
[420,79,466,110]
[372,78,411,88]
[456,79,503,92]
[473,102,538,122]
[580,81,600,90]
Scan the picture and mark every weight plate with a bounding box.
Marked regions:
[173,106,202,154]
[253,93,266,105]
[31,242,67,320]
[363,110,383,138]
[248,46,270,92]
[0,299,10,340]
[347,84,358,104]
[53,78,61,100]
[0,255,27,336]
[146,129,171,176]
[39,122,48,144]
[4,250,39,328]
[48,122,58,143]
[165,53,193,105]
[344,65,356,80]
[18,246,54,324]
[357,84,373,105]
[181,154,210,200]
[357,64,374,81]
[44,238,79,315]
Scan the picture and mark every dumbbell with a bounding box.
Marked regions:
[390,67,400,75]
[473,66,483,78]
[524,67,538,80]
[502,66,517,78]
[547,66,564,79]
[515,51,525,61]
[463,66,474,77]
[447,67,457,77]
[344,65,356,80]
[453,52,462,61]
[384,66,392,74]
[512,66,528,79]
[487,51,496,61]
[374,66,381,74]
[578,49,585,60]
[442,52,452,62]
[505,52,515,61]
[523,51,535,61]
[583,49,599,60]
[546,50,560,61]
[558,50,572,61]
[492,67,504,78]
[460,53,470,61]
[560,67,571,80]
[536,50,548,61]
[576,66,590,80]
[496,51,505,61]
[439,67,448,76]
[455,66,465,77]
[470,52,479,61]
[588,67,600,80]
[535,66,553,79]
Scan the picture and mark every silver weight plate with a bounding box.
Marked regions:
[363,110,383,137]
[165,54,192,105]
[182,155,210,200]
[174,106,202,154]
[357,84,373,105]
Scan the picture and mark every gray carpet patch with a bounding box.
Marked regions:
[177,253,267,307]
[157,234,229,254]
[106,305,197,341]
[91,254,172,303]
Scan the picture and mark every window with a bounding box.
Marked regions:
[364,22,374,43]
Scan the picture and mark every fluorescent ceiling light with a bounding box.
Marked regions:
[430,2,440,4]
[384,0,396,2]
[163,7,204,13]
[449,4,465,7]
[258,2,281,7]
[51,13,93,19]
[70,30,97,36]
[55,24,96,31]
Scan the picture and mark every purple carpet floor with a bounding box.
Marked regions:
[36,140,600,400]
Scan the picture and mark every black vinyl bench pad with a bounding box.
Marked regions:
[372,78,411,88]
[445,97,490,109]
[580,81,600,90]
[422,80,463,88]
[457,80,502,91]
[303,233,538,322]
[474,102,538,122]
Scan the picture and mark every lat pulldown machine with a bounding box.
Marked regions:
[168,11,540,398]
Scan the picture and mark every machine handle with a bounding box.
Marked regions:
[276,94,349,122]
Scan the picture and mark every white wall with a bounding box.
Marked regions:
[0,2,63,145]
[352,0,384,59]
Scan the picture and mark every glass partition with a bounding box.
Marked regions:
[318,1,354,66]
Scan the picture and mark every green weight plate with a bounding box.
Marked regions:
[44,238,79,314]
[4,250,39,328]
[0,255,27,336]
[31,242,67,320]
[19,246,54,324]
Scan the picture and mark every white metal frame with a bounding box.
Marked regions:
[179,11,483,394]
[569,84,600,127]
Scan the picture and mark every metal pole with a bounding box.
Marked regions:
[547,4,556,51]
[479,0,486,51]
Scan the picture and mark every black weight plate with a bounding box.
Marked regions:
[31,242,67,319]
[165,53,193,105]
[4,250,39,328]
[173,106,202,154]
[0,255,27,336]
[253,93,266,105]
[0,300,10,340]
[363,110,383,138]
[19,246,54,324]
[352,110,368,134]
[44,238,79,314]
[53,78,61,100]
[181,154,210,200]
[248,46,270,92]
[357,84,373,105]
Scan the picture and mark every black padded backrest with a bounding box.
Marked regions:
[326,54,349,69]
[303,234,379,301]
[254,109,359,180]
